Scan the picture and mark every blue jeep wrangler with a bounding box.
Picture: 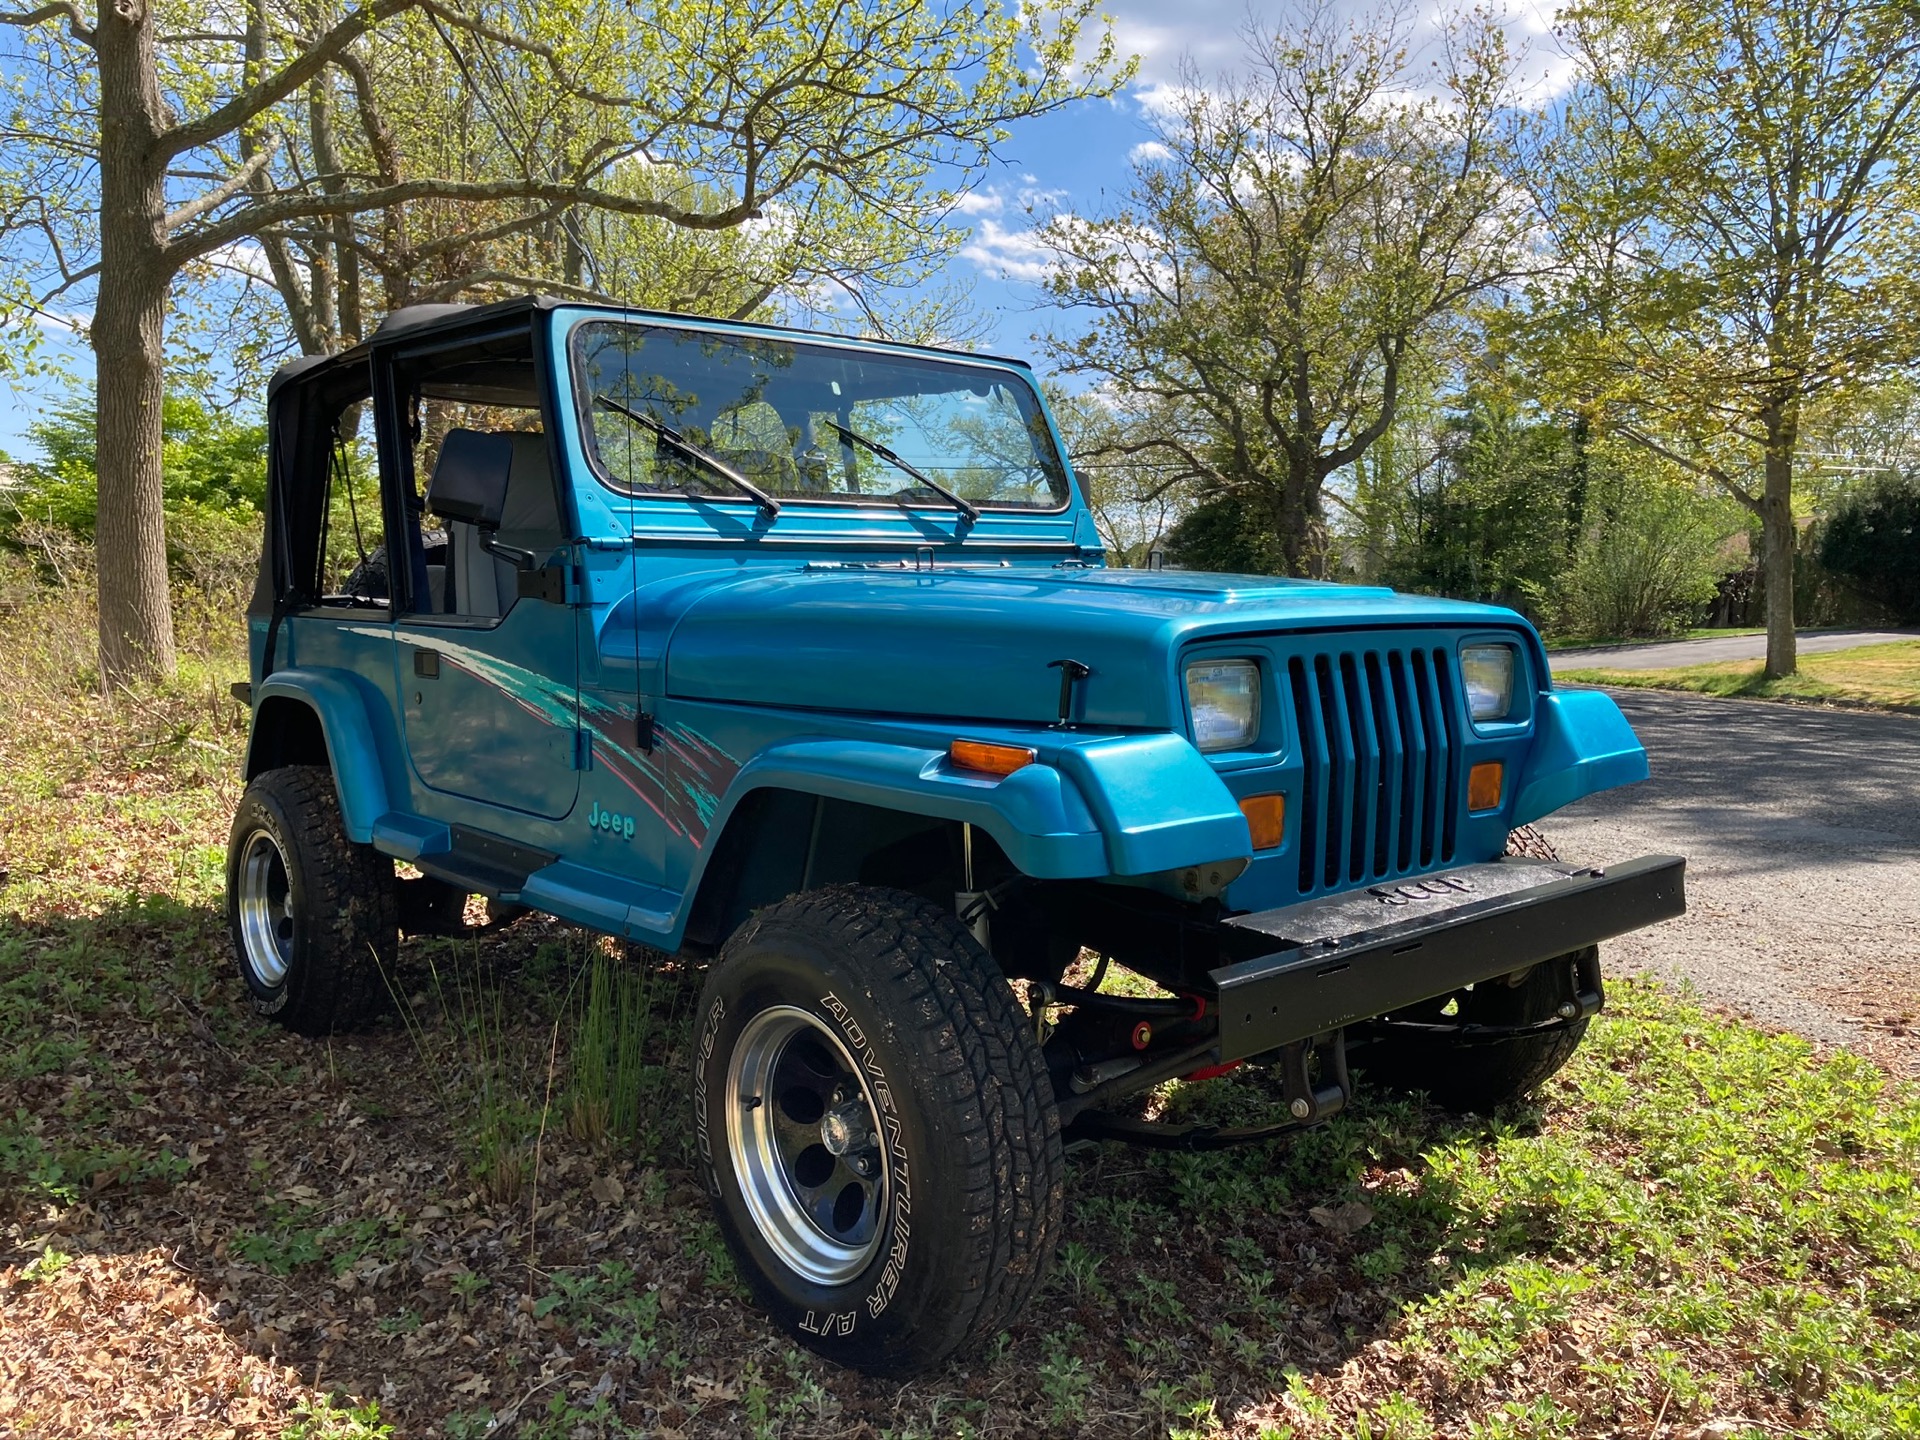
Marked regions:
[227,297,1684,1374]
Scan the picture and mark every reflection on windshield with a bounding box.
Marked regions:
[573,322,1070,510]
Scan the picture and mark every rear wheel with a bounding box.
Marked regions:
[226,765,396,1035]
[693,885,1063,1375]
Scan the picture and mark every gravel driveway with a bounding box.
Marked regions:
[1549,688,1920,1074]
[1551,628,1918,672]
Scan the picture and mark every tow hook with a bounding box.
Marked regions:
[1278,1032,1350,1125]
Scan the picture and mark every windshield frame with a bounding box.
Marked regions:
[565,316,1076,517]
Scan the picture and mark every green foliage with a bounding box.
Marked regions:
[1379,395,1583,615]
[565,945,688,1157]
[19,1245,72,1282]
[1165,490,1285,576]
[1041,3,1527,575]
[1539,460,1735,639]
[1,391,265,537]
[280,1396,394,1440]
[0,390,266,595]
[1818,475,1920,623]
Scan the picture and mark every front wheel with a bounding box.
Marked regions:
[1356,825,1594,1111]
[693,885,1063,1376]
[1354,948,1597,1112]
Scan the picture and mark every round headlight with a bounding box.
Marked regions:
[1187,659,1260,751]
[1461,644,1516,722]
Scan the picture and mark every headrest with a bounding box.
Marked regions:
[426,429,512,527]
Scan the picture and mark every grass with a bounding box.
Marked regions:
[1543,625,1767,652]
[1561,638,1920,711]
[3,575,1919,1437]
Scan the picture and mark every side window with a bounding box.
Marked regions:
[282,373,382,611]
[389,335,564,621]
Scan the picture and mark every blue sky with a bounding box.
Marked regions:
[0,0,1563,460]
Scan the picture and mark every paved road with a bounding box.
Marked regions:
[1550,688,1920,1070]
[1551,628,1918,673]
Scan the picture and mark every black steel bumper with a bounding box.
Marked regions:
[1209,854,1687,1063]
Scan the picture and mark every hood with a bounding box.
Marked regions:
[660,564,1529,729]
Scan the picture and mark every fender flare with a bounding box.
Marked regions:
[686,732,1252,901]
[244,668,394,844]
[1511,688,1650,826]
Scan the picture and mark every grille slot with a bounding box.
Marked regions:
[1288,644,1460,896]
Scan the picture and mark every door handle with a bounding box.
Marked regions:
[413,648,441,678]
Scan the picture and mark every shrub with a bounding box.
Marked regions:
[1817,475,1920,623]
[1164,490,1286,575]
[0,390,266,598]
[1541,464,1734,639]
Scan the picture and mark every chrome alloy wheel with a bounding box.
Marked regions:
[725,1005,890,1286]
[235,828,296,989]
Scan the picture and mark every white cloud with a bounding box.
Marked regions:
[1089,2,1573,114]
[28,309,89,335]
[959,217,1067,284]
[203,240,276,286]
[950,189,1006,217]
[1128,140,1174,164]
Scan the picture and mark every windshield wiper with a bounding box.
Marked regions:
[594,394,781,517]
[823,419,980,522]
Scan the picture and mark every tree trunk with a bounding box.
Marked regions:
[93,0,175,686]
[1760,406,1798,679]
[1273,446,1327,578]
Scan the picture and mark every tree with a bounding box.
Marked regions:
[1044,386,1185,565]
[1378,386,1582,612]
[1818,476,1920,624]
[1036,1,1529,577]
[1545,449,1737,639]
[0,0,1122,684]
[1539,0,1920,676]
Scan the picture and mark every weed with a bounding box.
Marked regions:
[374,1308,422,1335]
[1037,1328,1091,1427]
[280,1395,393,1439]
[20,1245,72,1282]
[1056,1239,1108,1302]
[565,942,687,1156]
[387,942,547,1203]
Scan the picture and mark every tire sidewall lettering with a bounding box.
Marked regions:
[696,975,917,1338]
[694,995,726,1191]
[818,991,911,1324]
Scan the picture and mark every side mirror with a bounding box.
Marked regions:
[426,429,512,529]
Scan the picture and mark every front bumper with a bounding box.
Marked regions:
[1209,854,1686,1063]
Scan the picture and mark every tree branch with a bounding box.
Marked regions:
[155,0,417,160]
[1615,423,1759,512]
[166,175,764,267]
[164,136,281,231]
[0,0,93,44]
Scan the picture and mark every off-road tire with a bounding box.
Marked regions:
[693,884,1064,1376]
[225,765,396,1035]
[1356,827,1592,1112]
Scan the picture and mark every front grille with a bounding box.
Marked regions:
[1286,644,1461,896]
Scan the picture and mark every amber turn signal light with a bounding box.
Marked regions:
[949,739,1037,778]
[1238,793,1286,850]
[1467,760,1504,811]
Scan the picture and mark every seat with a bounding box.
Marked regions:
[436,430,564,618]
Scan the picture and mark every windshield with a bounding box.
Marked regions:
[572,321,1071,511]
